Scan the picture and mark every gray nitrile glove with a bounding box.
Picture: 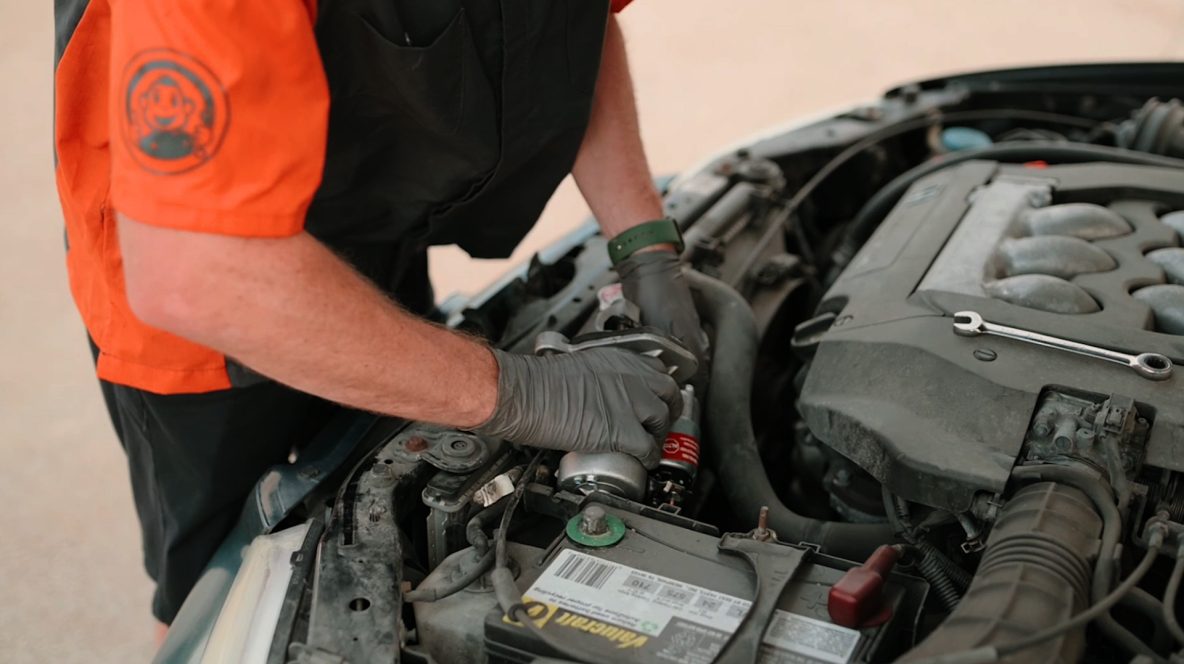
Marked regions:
[476,348,682,468]
[616,250,710,381]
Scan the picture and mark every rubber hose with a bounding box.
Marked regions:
[687,270,892,560]
[1010,464,1155,659]
[466,496,510,555]
[404,549,494,603]
[1164,553,1184,646]
[831,142,1184,273]
[1121,587,1173,653]
[902,481,1104,663]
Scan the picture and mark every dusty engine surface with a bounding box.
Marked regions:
[798,160,1184,511]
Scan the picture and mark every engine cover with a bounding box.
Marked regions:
[797,160,1184,511]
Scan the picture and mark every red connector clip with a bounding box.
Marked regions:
[827,544,901,629]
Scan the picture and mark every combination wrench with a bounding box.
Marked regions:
[952,310,1173,381]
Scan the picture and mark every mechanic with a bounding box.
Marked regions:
[53,0,708,635]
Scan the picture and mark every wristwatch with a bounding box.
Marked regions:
[607,217,684,266]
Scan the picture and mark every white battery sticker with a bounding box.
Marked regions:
[524,549,861,664]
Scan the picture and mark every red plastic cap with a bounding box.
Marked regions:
[827,544,901,628]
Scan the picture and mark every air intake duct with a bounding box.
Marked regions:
[1117,98,1184,159]
[901,481,1103,663]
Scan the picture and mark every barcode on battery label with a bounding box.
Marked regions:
[553,553,619,590]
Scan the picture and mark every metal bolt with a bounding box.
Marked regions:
[751,506,775,542]
[833,469,851,488]
[580,506,609,536]
[1033,421,1052,438]
[405,436,428,452]
[443,438,474,458]
[973,348,997,362]
[1122,452,1137,471]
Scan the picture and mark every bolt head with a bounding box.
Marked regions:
[405,436,428,452]
[833,469,851,487]
[443,438,474,458]
[1122,453,1137,471]
[580,506,609,536]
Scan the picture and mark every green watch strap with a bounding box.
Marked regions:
[607,217,684,265]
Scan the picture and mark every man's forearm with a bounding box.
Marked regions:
[119,214,498,427]
[573,15,665,240]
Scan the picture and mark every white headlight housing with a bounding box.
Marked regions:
[201,522,311,664]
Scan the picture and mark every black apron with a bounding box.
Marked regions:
[308,0,611,293]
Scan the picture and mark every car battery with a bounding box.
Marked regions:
[485,504,927,664]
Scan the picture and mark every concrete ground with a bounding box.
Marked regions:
[2,1,1182,661]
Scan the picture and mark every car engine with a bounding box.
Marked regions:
[228,66,1184,664]
[800,159,1184,513]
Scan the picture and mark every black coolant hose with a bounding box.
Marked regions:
[830,142,1184,274]
[686,270,892,561]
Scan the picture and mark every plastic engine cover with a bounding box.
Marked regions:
[796,160,1184,512]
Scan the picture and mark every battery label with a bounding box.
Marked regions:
[522,549,861,663]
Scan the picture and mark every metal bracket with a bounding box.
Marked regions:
[387,424,493,474]
[534,327,698,384]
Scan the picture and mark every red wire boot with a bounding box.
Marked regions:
[827,544,902,629]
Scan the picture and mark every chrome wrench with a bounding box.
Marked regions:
[952,310,1173,381]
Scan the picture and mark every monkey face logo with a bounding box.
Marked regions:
[121,50,229,174]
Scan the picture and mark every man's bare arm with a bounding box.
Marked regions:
[119,214,499,427]
[571,14,709,378]
[572,14,666,240]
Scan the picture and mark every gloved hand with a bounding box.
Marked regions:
[616,250,710,381]
[475,348,682,468]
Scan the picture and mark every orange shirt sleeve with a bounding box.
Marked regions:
[109,0,328,237]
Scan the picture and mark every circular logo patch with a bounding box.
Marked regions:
[121,49,229,175]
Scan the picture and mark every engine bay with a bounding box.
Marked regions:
[260,65,1184,664]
